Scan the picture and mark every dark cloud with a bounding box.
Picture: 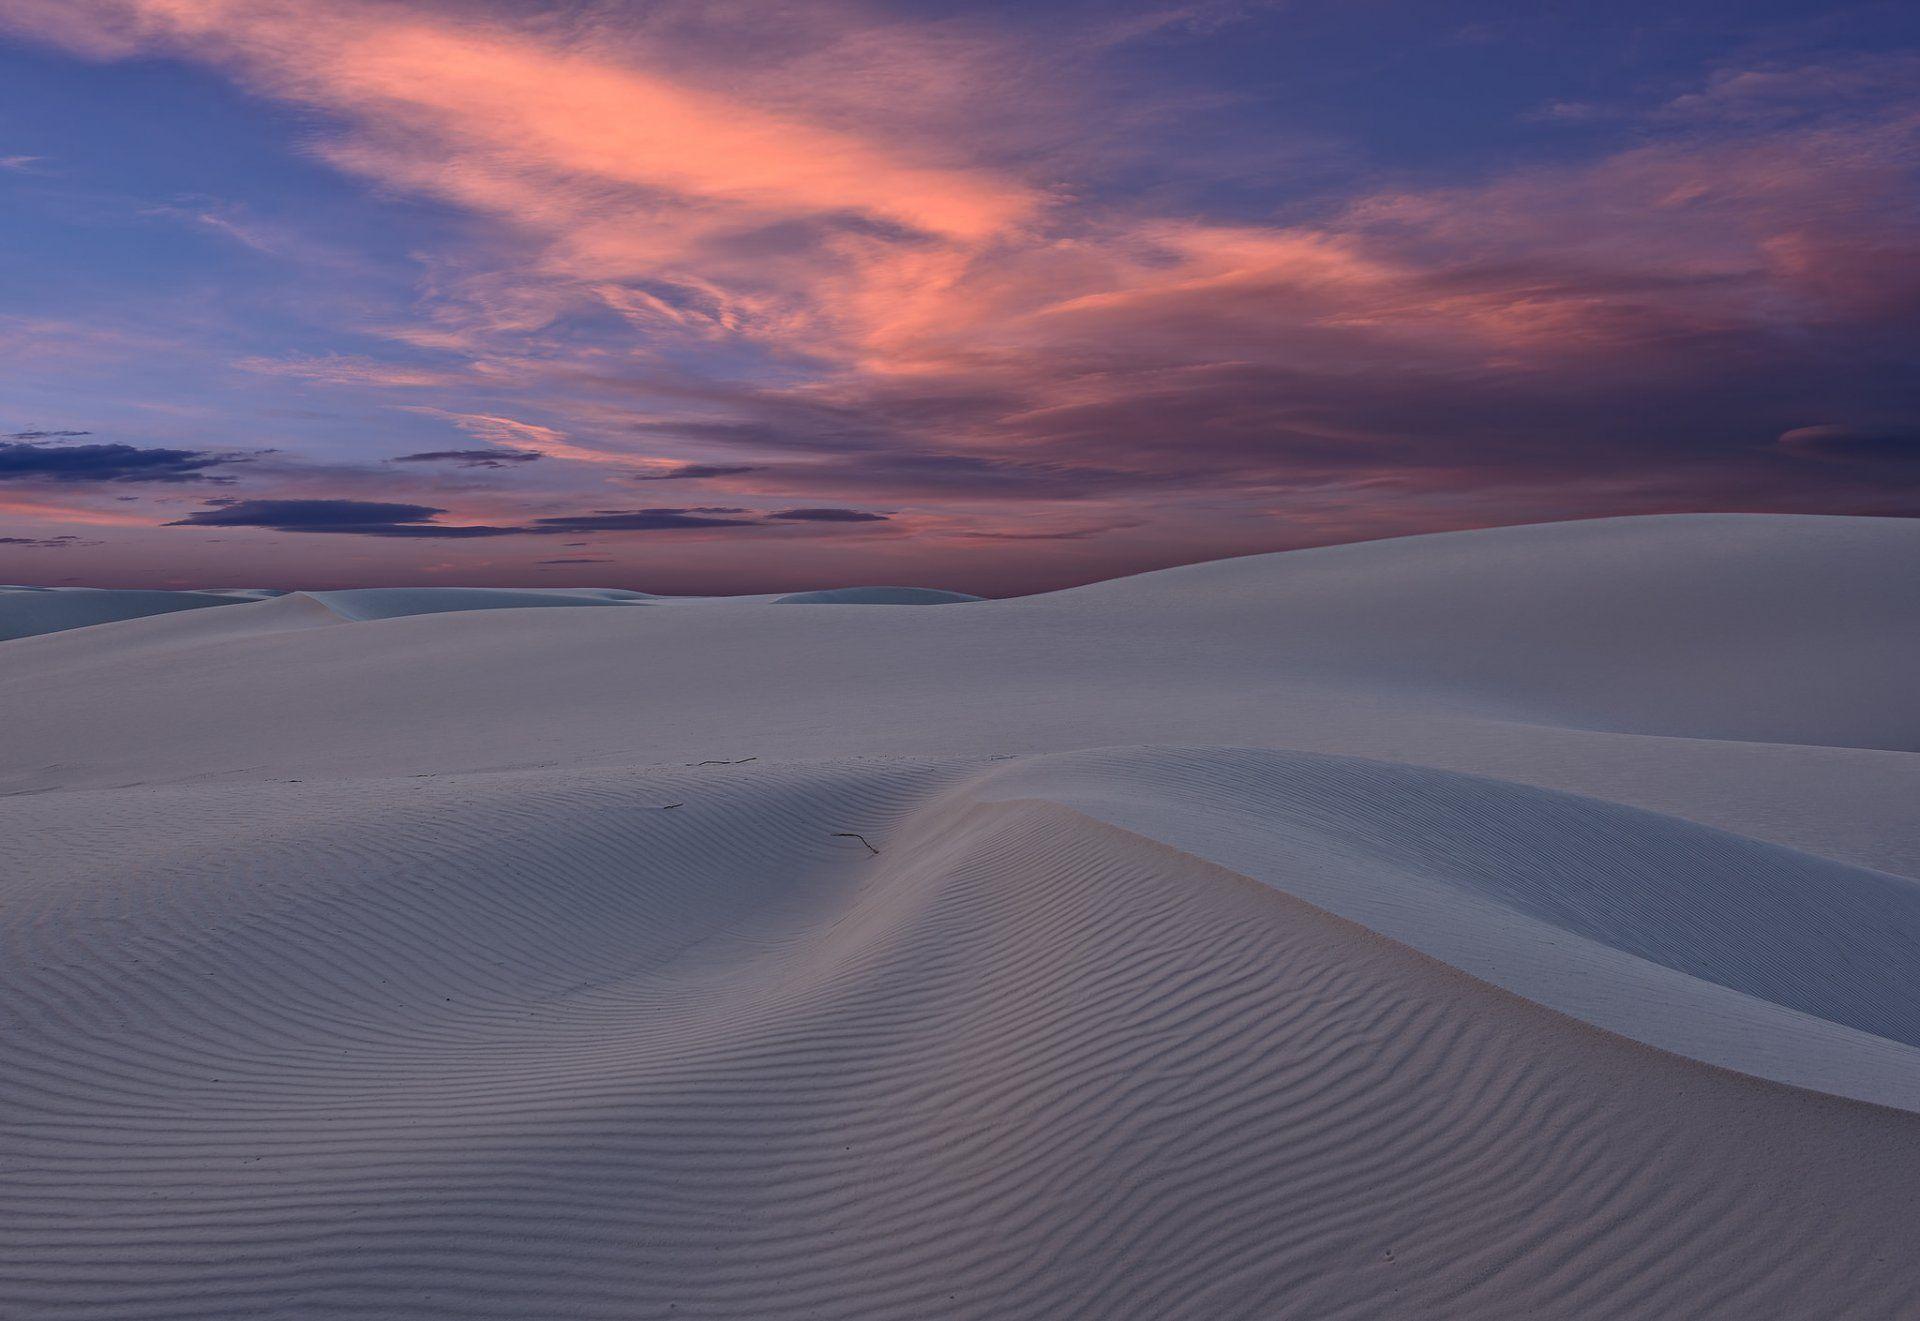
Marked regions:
[767,507,891,522]
[526,508,757,532]
[0,439,240,484]
[391,448,543,468]
[167,499,514,537]
[631,463,763,481]
[0,534,88,547]
[566,324,1920,527]
[538,557,613,564]
[4,430,91,440]
[166,499,772,537]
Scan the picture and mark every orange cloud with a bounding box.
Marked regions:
[13,1,1034,236]
[6,0,1058,377]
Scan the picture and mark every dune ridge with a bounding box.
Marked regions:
[4,514,1919,1317]
[0,579,982,640]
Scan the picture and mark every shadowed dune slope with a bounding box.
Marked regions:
[0,585,246,640]
[308,586,655,620]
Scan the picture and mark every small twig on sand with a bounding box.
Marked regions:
[687,757,759,767]
[660,803,683,810]
[834,832,880,855]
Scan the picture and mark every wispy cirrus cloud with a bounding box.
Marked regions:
[396,408,637,467]
[0,533,91,547]
[1778,425,1920,465]
[235,354,467,389]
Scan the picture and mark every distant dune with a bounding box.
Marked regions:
[0,580,984,637]
[773,585,983,605]
[4,514,1919,1318]
[0,583,263,640]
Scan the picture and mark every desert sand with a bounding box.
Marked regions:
[4,513,1919,1318]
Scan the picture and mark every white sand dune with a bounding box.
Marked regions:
[4,513,1919,1318]
[0,581,982,640]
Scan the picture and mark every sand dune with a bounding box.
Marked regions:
[0,584,261,640]
[978,746,1920,1108]
[4,514,1919,1317]
[0,581,978,639]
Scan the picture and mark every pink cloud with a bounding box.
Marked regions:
[396,408,638,467]
[0,492,159,527]
[236,354,467,389]
[29,2,1909,403]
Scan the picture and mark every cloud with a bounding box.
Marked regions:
[537,556,612,565]
[392,448,543,468]
[766,507,890,522]
[6,6,1919,563]
[5,430,91,440]
[1659,54,1920,127]
[400,408,635,466]
[525,507,758,532]
[0,534,87,547]
[166,498,513,537]
[0,438,240,483]
[631,463,763,481]
[236,354,463,388]
[1777,425,1920,465]
[1526,100,1612,125]
[165,498,775,537]
[0,0,1073,431]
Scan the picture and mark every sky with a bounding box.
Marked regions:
[1,0,1916,594]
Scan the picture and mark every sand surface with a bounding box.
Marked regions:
[4,513,1919,1318]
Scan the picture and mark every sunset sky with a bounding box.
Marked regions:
[2,0,1916,593]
